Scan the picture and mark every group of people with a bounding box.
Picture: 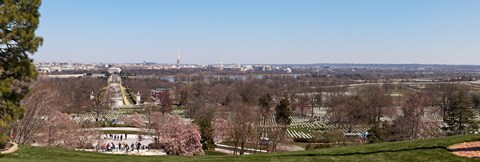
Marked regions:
[95,133,152,154]
[104,134,127,141]
[98,141,145,153]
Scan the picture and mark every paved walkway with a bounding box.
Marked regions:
[97,127,143,131]
[88,133,166,155]
[82,148,166,156]
[101,134,153,147]
[214,148,251,155]
[449,141,480,158]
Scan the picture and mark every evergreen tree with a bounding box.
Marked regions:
[445,92,478,135]
[259,93,272,124]
[367,121,390,143]
[275,98,291,128]
[259,93,272,115]
[0,0,43,145]
[196,117,215,150]
[259,93,272,139]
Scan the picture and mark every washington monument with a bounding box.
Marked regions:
[177,49,180,65]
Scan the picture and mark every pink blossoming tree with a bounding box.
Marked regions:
[151,113,204,156]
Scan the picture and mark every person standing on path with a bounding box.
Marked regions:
[136,142,141,153]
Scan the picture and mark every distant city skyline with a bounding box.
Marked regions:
[33,0,480,65]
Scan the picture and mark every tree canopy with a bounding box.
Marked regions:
[275,98,291,127]
[0,0,43,144]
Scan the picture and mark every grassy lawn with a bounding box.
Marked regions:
[288,126,313,133]
[219,141,268,150]
[204,150,229,156]
[292,142,310,149]
[2,134,480,161]
[172,105,185,111]
[116,108,142,114]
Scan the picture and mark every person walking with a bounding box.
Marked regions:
[136,142,141,153]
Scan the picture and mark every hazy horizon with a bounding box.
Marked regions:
[33,0,480,65]
[33,60,480,66]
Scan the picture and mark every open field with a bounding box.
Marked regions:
[2,134,480,162]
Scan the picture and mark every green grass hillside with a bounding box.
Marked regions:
[2,134,480,162]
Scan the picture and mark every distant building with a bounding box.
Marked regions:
[241,65,254,72]
[108,67,121,74]
[37,67,50,73]
[285,68,292,73]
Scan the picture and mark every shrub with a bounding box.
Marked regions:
[305,144,331,150]
[293,138,313,143]
[313,144,331,149]
[148,142,165,149]
[0,135,9,149]
[305,144,313,150]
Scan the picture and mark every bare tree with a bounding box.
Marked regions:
[155,90,173,115]
[9,80,65,144]
[359,85,392,128]
[398,92,433,139]
[141,104,160,133]
[265,125,289,152]
[426,82,457,122]
[90,88,110,122]
[326,94,368,133]
[234,81,264,105]
[229,103,260,155]
[123,78,171,103]
[48,77,107,114]
[309,90,323,120]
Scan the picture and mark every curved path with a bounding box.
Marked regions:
[449,141,480,158]
[97,127,143,131]
[0,142,18,155]
[90,127,161,155]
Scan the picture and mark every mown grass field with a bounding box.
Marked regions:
[2,134,480,162]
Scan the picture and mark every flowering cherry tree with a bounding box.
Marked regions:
[35,111,100,149]
[127,112,145,128]
[34,111,74,147]
[151,113,204,156]
[213,117,231,143]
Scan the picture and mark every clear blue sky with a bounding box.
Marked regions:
[33,0,480,64]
